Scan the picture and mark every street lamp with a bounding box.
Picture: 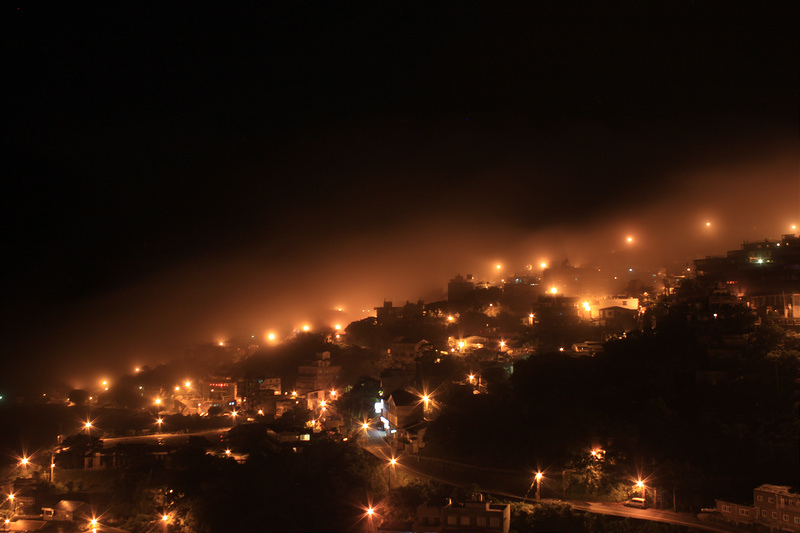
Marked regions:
[636,479,645,499]
[156,418,163,433]
[84,422,92,436]
[535,472,543,501]
[387,457,397,489]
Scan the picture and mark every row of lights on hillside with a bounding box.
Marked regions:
[213,324,344,346]
[493,222,798,276]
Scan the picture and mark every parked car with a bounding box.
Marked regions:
[624,497,647,509]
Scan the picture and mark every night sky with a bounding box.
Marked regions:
[4,2,797,394]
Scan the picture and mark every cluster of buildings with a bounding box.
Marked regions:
[694,234,799,323]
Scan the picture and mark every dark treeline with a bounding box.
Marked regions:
[423,318,799,507]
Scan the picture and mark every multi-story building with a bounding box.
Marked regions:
[295,352,340,396]
[235,377,281,411]
[413,494,510,533]
[448,274,476,304]
[716,484,799,532]
[754,484,800,532]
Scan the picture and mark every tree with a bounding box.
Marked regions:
[68,389,89,406]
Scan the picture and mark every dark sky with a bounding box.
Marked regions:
[3,2,797,394]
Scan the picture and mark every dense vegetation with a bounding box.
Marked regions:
[423,318,799,507]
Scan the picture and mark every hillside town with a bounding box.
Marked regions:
[0,234,798,533]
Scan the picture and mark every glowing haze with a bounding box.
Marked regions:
[3,3,796,394]
[40,125,796,389]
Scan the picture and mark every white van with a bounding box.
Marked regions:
[624,497,647,509]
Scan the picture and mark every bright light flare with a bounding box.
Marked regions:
[549,287,558,294]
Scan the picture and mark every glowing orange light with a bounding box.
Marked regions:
[626,236,634,243]
[550,287,558,294]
